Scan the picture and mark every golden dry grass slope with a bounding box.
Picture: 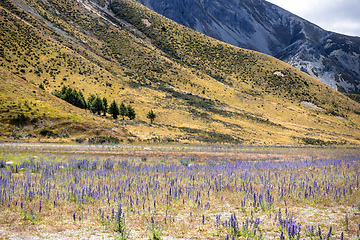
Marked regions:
[0,0,360,145]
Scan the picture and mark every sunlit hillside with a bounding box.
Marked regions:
[0,0,359,145]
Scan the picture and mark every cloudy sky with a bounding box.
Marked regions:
[266,0,360,37]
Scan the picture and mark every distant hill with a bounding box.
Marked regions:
[0,0,360,145]
[136,0,360,94]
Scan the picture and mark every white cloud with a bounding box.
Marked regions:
[266,0,360,36]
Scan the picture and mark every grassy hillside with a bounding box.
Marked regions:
[0,0,360,145]
[0,67,129,141]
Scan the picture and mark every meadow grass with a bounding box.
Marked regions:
[0,144,359,239]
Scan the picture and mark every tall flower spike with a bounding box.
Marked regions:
[326,225,332,240]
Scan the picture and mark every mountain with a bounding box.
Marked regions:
[1,0,360,145]
[135,0,360,94]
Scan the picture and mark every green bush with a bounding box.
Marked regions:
[12,113,30,123]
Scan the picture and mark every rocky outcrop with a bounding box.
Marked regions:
[136,0,360,93]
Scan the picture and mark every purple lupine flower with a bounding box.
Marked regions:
[254,218,260,228]
[280,231,285,240]
[327,225,332,240]
[215,214,221,228]
[318,225,322,239]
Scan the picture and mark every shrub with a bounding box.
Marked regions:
[0,160,6,168]
[39,128,54,137]
[39,83,45,90]
[12,113,30,123]
[88,136,120,144]
[75,137,86,143]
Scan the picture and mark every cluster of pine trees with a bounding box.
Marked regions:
[107,101,136,120]
[53,86,136,120]
[53,86,87,109]
[87,94,108,116]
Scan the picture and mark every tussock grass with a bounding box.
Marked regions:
[0,0,360,145]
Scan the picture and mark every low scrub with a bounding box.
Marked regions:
[88,136,121,144]
[298,137,346,146]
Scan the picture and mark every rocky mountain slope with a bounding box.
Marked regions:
[1,0,360,145]
[136,0,360,94]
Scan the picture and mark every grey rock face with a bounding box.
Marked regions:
[136,0,360,93]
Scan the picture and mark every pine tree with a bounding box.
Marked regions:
[119,102,127,120]
[59,85,67,96]
[126,104,136,120]
[53,86,86,109]
[39,83,45,90]
[64,87,74,104]
[102,97,108,116]
[78,90,87,109]
[91,96,104,115]
[88,94,96,113]
[108,100,120,119]
[146,109,156,124]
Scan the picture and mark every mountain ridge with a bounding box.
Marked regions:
[135,0,360,94]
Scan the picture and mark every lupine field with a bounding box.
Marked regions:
[0,144,360,239]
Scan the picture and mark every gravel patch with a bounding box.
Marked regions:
[301,101,323,110]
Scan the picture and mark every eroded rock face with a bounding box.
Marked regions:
[136,0,360,94]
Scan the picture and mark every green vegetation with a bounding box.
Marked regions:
[90,96,104,115]
[126,104,136,120]
[119,102,127,120]
[102,97,108,116]
[146,109,156,124]
[54,86,87,109]
[108,100,120,119]
[148,216,162,240]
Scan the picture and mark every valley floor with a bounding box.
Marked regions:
[0,143,359,239]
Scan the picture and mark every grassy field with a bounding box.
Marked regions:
[0,143,359,239]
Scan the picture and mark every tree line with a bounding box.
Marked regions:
[53,86,136,120]
[107,100,135,120]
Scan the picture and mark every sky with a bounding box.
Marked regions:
[266,0,360,37]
